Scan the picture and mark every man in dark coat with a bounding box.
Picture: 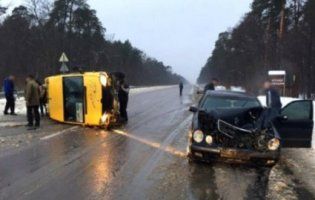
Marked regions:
[204,78,218,92]
[118,78,130,123]
[3,75,16,115]
[264,80,282,110]
[179,81,184,96]
[25,75,40,129]
[257,79,282,129]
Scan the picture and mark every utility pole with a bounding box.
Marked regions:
[264,17,271,72]
[278,0,286,70]
[279,0,286,40]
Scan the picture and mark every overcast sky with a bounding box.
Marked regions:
[3,0,253,82]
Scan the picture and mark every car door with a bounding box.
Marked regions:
[274,100,313,148]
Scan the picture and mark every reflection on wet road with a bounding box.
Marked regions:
[0,86,314,200]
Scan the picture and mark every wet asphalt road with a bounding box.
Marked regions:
[0,86,314,200]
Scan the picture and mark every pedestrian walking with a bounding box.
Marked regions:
[204,78,219,92]
[179,81,184,96]
[25,75,40,130]
[118,78,130,123]
[39,84,47,116]
[3,75,17,115]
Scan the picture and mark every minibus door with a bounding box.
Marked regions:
[63,76,85,123]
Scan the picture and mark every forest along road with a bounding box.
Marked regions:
[0,86,314,200]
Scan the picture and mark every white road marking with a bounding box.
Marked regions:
[40,126,79,141]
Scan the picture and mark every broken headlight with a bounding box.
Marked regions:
[267,138,280,151]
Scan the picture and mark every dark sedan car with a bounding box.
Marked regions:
[188,90,313,166]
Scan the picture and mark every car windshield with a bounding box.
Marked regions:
[201,96,260,111]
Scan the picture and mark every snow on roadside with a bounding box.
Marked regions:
[0,122,26,128]
[0,97,26,115]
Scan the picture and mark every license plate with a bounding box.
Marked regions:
[220,149,249,160]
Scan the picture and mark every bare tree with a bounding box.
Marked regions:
[26,0,51,25]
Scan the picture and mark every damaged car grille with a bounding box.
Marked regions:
[216,120,267,150]
[217,120,252,138]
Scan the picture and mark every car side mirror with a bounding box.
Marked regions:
[278,115,288,121]
[189,106,198,113]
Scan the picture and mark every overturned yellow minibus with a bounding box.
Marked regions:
[45,72,120,128]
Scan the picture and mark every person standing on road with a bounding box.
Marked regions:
[25,75,40,130]
[264,79,282,118]
[118,78,130,123]
[257,79,282,129]
[204,78,218,92]
[179,81,184,96]
[39,83,48,116]
[264,80,282,109]
[3,75,17,115]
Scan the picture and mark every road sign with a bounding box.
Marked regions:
[59,52,69,63]
[60,63,69,73]
[268,70,286,86]
[268,70,286,95]
[59,52,69,73]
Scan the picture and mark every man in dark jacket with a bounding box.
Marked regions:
[264,80,282,110]
[204,78,218,92]
[257,79,282,129]
[25,75,40,129]
[118,78,130,123]
[3,75,16,115]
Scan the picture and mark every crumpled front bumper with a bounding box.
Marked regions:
[189,144,280,165]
